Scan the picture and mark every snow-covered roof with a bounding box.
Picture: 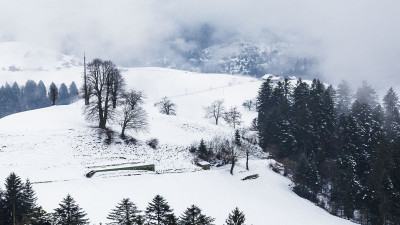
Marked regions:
[197,161,210,166]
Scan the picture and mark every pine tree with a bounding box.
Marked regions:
[0,190,5,225]
[198,139,208,160]
[37,80,49,108]
[165,214,178,225]
[179,205,214,225]
[11,82,22,111]
[369,134,394,224]
[24,206,52,225]
[107,198,140,225]
[48,82,59,105]
[355,81,378,107]
[53,194,89,225]
[351,101,373,181]
[256,78,274,149]
[293,155,320,202]
[383,87,400,141]
[336,80,352,115]
[58,83,70,105]
[136,215,145,225]
[21,179,37,220]
[292,79,312,156]
[23,80,38,110]
[225,207,245,225]
[4,173,25,225]
[145,195,174,225]
[330,147,359,219]
[69,82,79,99]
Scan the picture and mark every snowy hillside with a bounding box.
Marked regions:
[0,42,355,224]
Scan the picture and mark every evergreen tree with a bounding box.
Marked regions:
[0,190,5,225]
[256,78,274,149]
[336,80,352,115]
[21,179,37,220]
[69,82,79,99]
[383,87,400,141]
[198,139,208,160]
[37,80,49,108]
[58,83,70,105]
[293,155,320,202]
[107,198,140,225]
[48,82,59,105]
[145,195,174,225]
[53,194,89,225]
[330,117,360,220]
[165,214,178,225]
[179,205,214,225]
[11,82,22,113]
[292,79,312,156]
[23,206,52,225]
[390,136,400,224]
[355,81,378,107]
[4,173,25,225]
[351,101,373,181]
[136,215,145,225]
[270,81,296,158]
[225,207,245,225]
[23,80,38,110]
[369,134,395,224]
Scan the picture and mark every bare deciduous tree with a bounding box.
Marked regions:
[239,130,259,170]
[119,90,148,137]
[229,139,243,175]
[154,97,176,115]
[242,100,252,111]
[111,70,125,109]
[224,106,242,128]
[84,59,122,129]
[204,100,225,125]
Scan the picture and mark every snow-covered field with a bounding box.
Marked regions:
[0,42,355,224]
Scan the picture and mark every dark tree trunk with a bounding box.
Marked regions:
[230,156,235,175]
[246,152,249,170]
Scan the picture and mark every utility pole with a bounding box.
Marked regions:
[84,52,89,105]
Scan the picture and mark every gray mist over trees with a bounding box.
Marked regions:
[0,1,399,90]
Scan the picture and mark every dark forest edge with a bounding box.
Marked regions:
[0,173,246,225]
[257,78,400,224]
[0,80,79,118]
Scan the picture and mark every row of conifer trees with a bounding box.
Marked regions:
[0,80,78,118]
[0,173,246,225]
[257,78,400,224]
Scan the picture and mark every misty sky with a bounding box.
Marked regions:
[1,0,400,90]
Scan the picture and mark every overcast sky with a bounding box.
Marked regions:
[1,0,399,90]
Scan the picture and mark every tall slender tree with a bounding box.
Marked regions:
[53,194,89,225]
[145,195,174,225]
[107,198,140,225]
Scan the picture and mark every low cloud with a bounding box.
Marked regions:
[0,0,399,90]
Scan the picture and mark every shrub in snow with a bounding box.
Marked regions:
[146,138,159,149]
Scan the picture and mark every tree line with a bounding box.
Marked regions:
[257,78,400,224]
[0,80,79,118]
[0,173,247,225]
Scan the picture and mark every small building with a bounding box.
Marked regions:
[196,161,210,170]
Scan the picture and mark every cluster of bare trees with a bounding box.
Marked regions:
[83,58,147,137]
[193,129,259,175]
[204,100,243,128]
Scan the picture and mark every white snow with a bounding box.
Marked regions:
[0,42,355,224]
